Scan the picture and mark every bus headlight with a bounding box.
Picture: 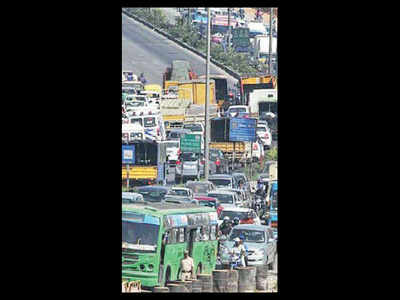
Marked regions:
[140,264,145,271]
[148,264,154,271]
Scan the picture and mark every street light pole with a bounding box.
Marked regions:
[268,7,273,75]
[204,7,211,181]
[227,8,231,49]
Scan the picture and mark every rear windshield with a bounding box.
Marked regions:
[172,189,189,196]
[209,179,231,188]
[137,189,167,202]
[144,117,156,127]
[184,124,203,132]
[181,152,199,161]
[186,182,209,194]
[229,107,247,113]
[165,142,179,148]
[208,193,233,204]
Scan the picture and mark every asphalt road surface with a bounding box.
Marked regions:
[122,13,238,89]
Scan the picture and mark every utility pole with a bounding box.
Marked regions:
[227,8,231,49]
[204,7,211,181]
[268,7,273,75]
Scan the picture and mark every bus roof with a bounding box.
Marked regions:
[122,202,215,218]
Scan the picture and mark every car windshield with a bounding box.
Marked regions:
[122,221,159,250]
[184,124,202,132]
[186,182,209,194]
[209,179,231,188]
[229,229,265,243]
[137,189,167,202]
[208,193,233,204]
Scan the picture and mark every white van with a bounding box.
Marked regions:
[129,112,166,141]
[122,123,145,142]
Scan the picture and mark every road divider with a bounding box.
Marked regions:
[122,8,241,81]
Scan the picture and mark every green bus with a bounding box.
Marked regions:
[122,202,219,287]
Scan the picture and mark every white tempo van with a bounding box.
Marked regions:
[129,112,166,141]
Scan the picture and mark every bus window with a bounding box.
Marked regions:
[178,228,185,243]
[210,225,217,240]
[169,228,178,244]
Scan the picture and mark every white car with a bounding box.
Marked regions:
[226,105,249,118]
[208,190,240,209]
[171,187,194,199]
[217,207,261,227]
[164,140,180,161]
[256,124,272,148]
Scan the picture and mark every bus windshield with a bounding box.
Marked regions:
[122,221,159,251]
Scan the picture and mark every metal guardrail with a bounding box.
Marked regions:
[122,8,242,81]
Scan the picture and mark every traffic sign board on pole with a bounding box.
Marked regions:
[180,134,202,153]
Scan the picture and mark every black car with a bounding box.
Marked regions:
[210,148,230,173]
[135,186,172,202]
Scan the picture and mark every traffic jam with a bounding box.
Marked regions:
[122,7,278,293]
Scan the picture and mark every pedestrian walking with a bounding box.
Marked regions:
[180,250,195,280]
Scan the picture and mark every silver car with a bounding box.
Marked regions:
[219,224,277,268]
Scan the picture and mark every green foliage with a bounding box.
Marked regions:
[266,147,278,161]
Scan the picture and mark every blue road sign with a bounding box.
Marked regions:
[229,118,257,142]
[122,145,135,164]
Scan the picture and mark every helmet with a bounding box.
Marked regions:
[224,216,230,221]
[234,217,239,222]
[239,234,245,240]
[234,237,240,242]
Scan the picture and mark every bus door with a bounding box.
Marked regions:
[186,227,197,257]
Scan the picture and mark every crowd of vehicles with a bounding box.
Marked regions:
[121,13,278,287]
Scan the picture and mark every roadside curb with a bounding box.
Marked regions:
[122,9,241,81]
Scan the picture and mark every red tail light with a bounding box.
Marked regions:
[215,160,221,166]
[157,127,160,136]
[253,143,258,150]
[176,160,181,165]
[177,149,181,155]
[201,160,205,165]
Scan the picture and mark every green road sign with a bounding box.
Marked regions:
[180,134,201,153]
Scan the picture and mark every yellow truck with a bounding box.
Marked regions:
[177,79,216,105]
[209,141,248,162]
[198,74,228,109]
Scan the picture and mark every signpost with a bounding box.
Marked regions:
[122,145,135,190]
[229,118,257,142]
[228,117,257,177]
[180,134,202,153]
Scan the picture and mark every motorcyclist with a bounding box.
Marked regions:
[232,217,240,227]
[219,216,233,236]
[230,237,246,268]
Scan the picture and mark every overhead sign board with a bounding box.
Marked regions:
[229,118,257,142]
[122,145,135,164]
[180,134,201,153]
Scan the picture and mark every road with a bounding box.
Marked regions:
[122,13,238,89]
